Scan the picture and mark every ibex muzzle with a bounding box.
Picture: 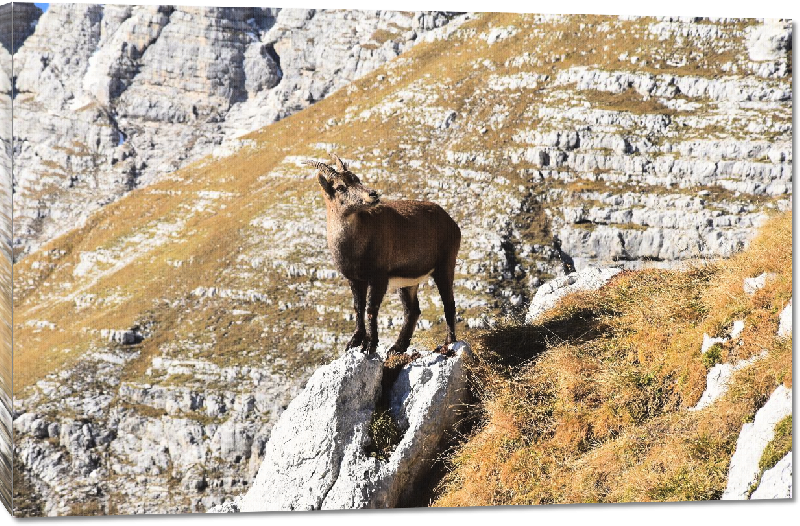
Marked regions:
[305,153,461,355]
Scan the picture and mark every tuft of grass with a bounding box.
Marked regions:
[702,343,724,369]
[581,88,680,116]
[368,409,401,460]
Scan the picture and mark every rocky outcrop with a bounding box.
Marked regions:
[0,6,12,512]
[10,6,457,258]
[688,283,792,498]
[10,13,794,517]
[0,2,42,53]
[750,452,792,499]
[777,298,792,338]
[525,266,622,323]
[746,19,792,63]
[211,343,471,512]
[0,394,9,512]
[0,41,9,224]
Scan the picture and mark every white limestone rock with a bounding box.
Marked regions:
[744,272,777,295]
[322,342,471,509]
[234,349,383,511]
[722,385,793,500]
[746,20,792,62]
[218,342,471,512]
[525,267,622,323]
[689,351,766,412]
[777,298,792,338]
[750,451,792,500]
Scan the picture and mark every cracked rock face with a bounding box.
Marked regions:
[214,343,471,512]
[13,344,306,516]
[721,384,792,500]
[8,5,455,259]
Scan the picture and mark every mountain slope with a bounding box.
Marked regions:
[12,13,792,515]
[8,4,455,258]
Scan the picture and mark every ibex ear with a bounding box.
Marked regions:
[317,173,334,197]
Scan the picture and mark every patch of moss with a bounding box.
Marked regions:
[759,415,792,473]
[702,343,724,369]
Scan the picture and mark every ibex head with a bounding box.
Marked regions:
[304,153,380,208]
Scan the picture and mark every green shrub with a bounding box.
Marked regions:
[702,343,724,368]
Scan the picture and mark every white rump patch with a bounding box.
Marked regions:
[388,270,433,291]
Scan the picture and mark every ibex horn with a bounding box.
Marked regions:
[330,153,347,173]
[302,159,337,178]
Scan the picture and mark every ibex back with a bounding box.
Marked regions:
[304,154,461,355]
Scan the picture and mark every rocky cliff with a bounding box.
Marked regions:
[10,12,793,517]
[8,4,456,258]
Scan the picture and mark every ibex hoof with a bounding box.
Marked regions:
[346,331,365,350]
[360,342,378,355]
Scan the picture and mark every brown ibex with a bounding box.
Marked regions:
[304,154,461,355]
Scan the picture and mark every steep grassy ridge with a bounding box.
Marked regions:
[434,211,791,505]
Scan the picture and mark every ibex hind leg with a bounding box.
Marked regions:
[433,266,457,351]
[389,285,420,356]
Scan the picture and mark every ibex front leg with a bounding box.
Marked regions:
[389,285,420,356]
[346,280,368,350]
[362,277,388,354]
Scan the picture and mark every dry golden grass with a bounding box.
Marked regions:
[434,211,792,506]
[580,87,680,116]
[8,12,790,518]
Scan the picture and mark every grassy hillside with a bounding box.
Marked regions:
[434,211,791,505]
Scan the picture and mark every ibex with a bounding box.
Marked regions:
[304,154,461,355]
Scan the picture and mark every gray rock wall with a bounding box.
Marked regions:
[13,345,307,515]
[9,13,794,517]
[0,4,17,512]
[10,5,455,258]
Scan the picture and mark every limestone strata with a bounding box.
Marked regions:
[0,7,15,512]
[10,5,455,258]
[9,14,794,516]
[13,344,305,515]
